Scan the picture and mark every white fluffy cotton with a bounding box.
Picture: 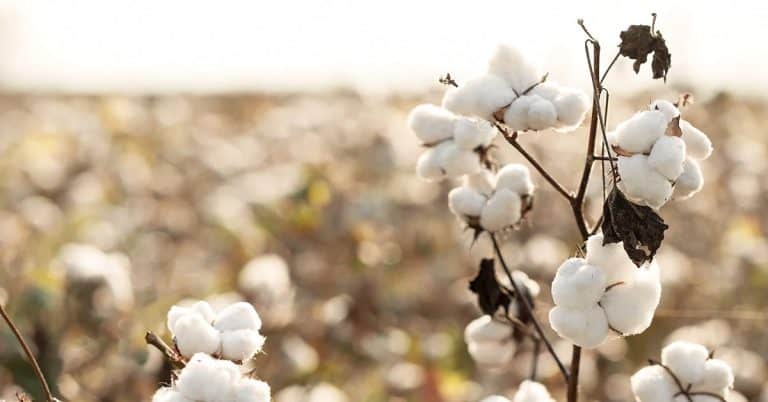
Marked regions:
[464,315,515,367]
[600,262,661,335]
[479,397,511,402]
[480,189,522,232]
[167,300,265,361]
[673,158,704,199]
[454,117,497,150]
[512,380,555,402]
[613,110,668,154]
[526,97,558,131]
[648,135,687,180]
[487,44,541,93]
[442,74,516,119]
[584,234,636,285]
[680,120,713,161]
[553,89,590,130]
[551,258,606,308]
[415,141,481,181]
[502,95,536,131]
[617,154,673,209]
[407,104,456,144]
[632,342,733,402]
[649,99,680,122]
[549,304,608,348]
[448,187,487,217]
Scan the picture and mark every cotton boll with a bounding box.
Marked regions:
[513,380,555,402]
[692,359,734,394]
[617,154,672,209]
[614,111,668,154]
[467,340,514,366]
[173,314,221,357]
[441,143,482,177]
[648,136,687,180]
[152,388,194,402]
[487,44,541,93]
[673,158,704,199]
[465,170,495,196]
[584,234,636,285]
[661,341,710,385]
[220,329,266,361]
[480,396,511,402]
[551,258,606,308]
[649,99,680,122]
[480,189,522,232]
[600,266,662,335]
[530,82,561,102]
[233,379,271,402]
[464,315,512,343]
[549,305,608,348]
[416,143,449,180]
[448,186,486,218]
[214,302,262,332]
[453,118,496,150]
[527,98,558,130]
[496,164,534,195]
[503,95,535,131]
[176,354,231,400]
[631,365,678,402]
[680,120,713,160]
[554,90,590,130]
[442,74,516,119]
[407,104,456,144]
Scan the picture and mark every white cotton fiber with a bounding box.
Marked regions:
[176,354,238,401]
[673,158,704,199]
[496,164,534,195]
[649,99,680,122]
[530,82,560,101]
[465,170,495,196]
[661,341,710,385]
[584,234,636,285]
[549,304,608,348]
[617,154,672,209]
[480,189,522,232]
[454,118,497,150]
[214,302,262,332]
[631,365,678,402]
[512,380,555,402]
[487,44,541,93]
[464,315,512,343]
[467,340,514,366]
[680,120,713,160]
[692,359,734,394]
[648,135,687,180]
[173,314,222,357]
[233,379,271,402]
[527,98,558,130]
[416,145,446,180]
[441,143,482,177]
[407,104,456,144]
[220,329,266,361]
[554,90,590,129]
[614,111,668,154]
[551,258,606,308]
[480,396,511,402]
[503,95,535,131]
[442,74,516,119]
[600,265,661,335]
[448,186,486,218]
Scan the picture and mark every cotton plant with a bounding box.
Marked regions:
[631,341,734,402]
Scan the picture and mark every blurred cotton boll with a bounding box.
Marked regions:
[238,254,296,327]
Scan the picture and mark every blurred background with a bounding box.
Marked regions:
[0,1,766,401]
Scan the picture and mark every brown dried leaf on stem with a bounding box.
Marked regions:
[618,14,672,81]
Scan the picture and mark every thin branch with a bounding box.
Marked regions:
[599,51,621,85]
[145,331,187,368]
[0,303,56,402]
[490,234,570,383]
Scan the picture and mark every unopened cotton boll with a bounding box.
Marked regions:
[649,99,680,122]
[527,98,558,130]
[503,95,535,131]
[512,380,555,402]
[464,315,512,343]
[673,158,704,199]
[614,111,668,154]
[442,143,483,177]
[448,187,486,218]
[407,104,456,144]
[454,118,496,150]
[617,154,672,209]
[496,164,534,195]
[554,90,590,130]
[584,234,636,285]
[551,258,606,308]
[680,120,713,160]
[220,329,266,361]
[600,265,661,335]
[487,44,541,93]
[631,365,679,402]
[693,359,734,394]
[214,302,262,332]
[480,189,522,232]
[467,340,515,366]
[442,74,515,119]
[549,304,608,348]
[648,135,687,180]
[661,341,710,385]
[233,379,271,402]
[173,314,222,357]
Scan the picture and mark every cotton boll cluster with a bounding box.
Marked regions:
[478,380,554,402]
[408,104,497,180]
[238,254,296,327]
[609,100,713,208]
[152,353,270,402]
[631,341,734,402]
[167,301,266,361]
[464,315,515,367]
[57,243,134,313]
[548,234,661,348]
[502,86,590,133]
[448,164,534,232]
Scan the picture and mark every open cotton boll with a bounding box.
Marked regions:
[442,143,483,177]
[220,329,266,361]
[214,302,262,332]
[233,378,271,402]
[167,301,216,332]
[464,315,512,343]
[673,158,704,199]
[614,111,668,154]
[407,104,456,144]
[554,90,590,130]
[680,120,713,160]
[442,74,516,119]
[585,234,636,285]
[549,304,608,348]
[487,44,541,93]
[631,365,678,402]
[416,142,450,180]
[480,396,511,402]
[512,381,555,402]
[454,118,497,150]
[527,98,558,130]
[661,341,710,385]
[152,388,194,402]
[600,266,662,335]
[648,135,687,180]
[465,170,495,196]
[649,99,680,122]
[173,314,222,357]
[449,186,486,218]
[467,340,515,366]
[480,189,522,232]
[618,154,673,209]
[530,82,561,101]
[176,354,239,401]
[496,164,534,195]
[503,95,535,131]
[551,258,606,308]
[692,359,734,394]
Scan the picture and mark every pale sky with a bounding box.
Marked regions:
[0,0,764,96]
